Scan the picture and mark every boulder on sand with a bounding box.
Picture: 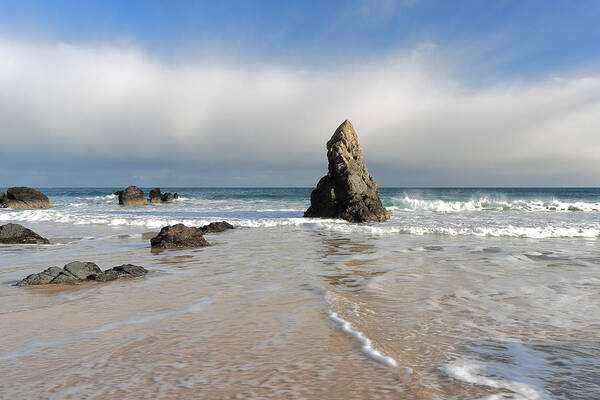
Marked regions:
[150,224,210,249]
[0,223,50,244]
[304,120,391,223]
[118,186,147,206]
[17,261,148,286]
[1,187,52,209]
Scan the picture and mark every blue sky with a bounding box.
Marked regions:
[0,0,599,186]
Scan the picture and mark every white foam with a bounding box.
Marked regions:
[442,360,545,400]
[390,196,600,213]
[442,341,556,400]
[325,293,400,368]
[328,311,399,367]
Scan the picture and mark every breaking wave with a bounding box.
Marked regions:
[388,196,600,213]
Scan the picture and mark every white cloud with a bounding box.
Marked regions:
[0,37,599,185]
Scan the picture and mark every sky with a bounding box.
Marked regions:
[0,0,599,187]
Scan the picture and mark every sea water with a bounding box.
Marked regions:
[0,187,598,399]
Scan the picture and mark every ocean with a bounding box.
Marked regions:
[1,187,599,399]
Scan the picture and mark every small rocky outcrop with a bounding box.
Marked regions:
[17,261,147,286]
[149,188,163,203]
[117,186,147,206]
[148,188,177,203]
[150,224,210,249]
[161,192,175,202]
[304,120,391,222]
[200,221,235,233]
[1,187,52,209]
[0,223,50,244]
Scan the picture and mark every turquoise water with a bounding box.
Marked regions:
[3,187,599,237]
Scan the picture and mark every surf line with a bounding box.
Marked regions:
[328,310,400,368]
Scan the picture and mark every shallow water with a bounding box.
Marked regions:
[1,188,599,399]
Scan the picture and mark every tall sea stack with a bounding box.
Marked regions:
[304,120,391,223]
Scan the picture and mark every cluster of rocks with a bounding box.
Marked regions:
[0,187,52,209]
[114,186,178,205]
[149,188,178,203]
[304,120,391,223]
[0,223,50,244]
[17,261,148,286]
[150,221,234,249]
[5,120,391,292]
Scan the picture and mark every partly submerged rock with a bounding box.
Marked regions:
[118,186,147,206]
[88,264,148,282]
[0,223,50,244]
[149,188,163,203]
[304,120,391,222]
[200,221,235,233]
[148,188,176,203]
[17,262,147,286]
[1,187,52,209]
[150,224,210,249]
[0,189,4,207]
[161,192,175,202]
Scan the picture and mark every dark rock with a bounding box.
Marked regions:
[50,271,81,284]
[17,262,147,286]
[149,188,163,203]
[18,266,63,285]
[118,186,147,206]
[106,264,148,277]
[0,189,4,207]
[0,223,50,244]
[200,221,235,233]
[150,224,210,249]
[1,187,52,209]
[63,261,102,280]
[161,192,174,202]
[89,264,148,281]
[173,193,179,199]
[148,188,176,203]
[304,120,391,222]
[88,270,120,282]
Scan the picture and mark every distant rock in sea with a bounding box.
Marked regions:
[0,187,52,209]
[17,261,148,286]
[150,224,210,249]
[149,188,163,203]
[161,192,175,202]
[117,186,147,206]
[0,223,50,244]
[149,188,177,203]
[304,120,391,223]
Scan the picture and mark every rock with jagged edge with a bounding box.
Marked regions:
[304,120,391,222]
[150,224,210,249]
[16,261,147,286]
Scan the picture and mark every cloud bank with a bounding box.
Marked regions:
[0,37,599,186]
